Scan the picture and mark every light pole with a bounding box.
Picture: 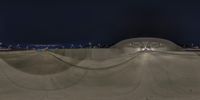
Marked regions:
[79,44,83,48]
[70,44,74,48]
[88,42,92,48]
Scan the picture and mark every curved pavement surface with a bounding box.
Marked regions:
[0,50,200,100]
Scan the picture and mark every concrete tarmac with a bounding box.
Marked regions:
[0,49,200,100]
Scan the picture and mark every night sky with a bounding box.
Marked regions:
[1,1,200,45]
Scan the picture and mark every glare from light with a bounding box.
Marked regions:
[138,47,155,51]
[136,48,141,51]
[150,48,155,51]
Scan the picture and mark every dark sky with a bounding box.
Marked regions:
[1,1,200,45]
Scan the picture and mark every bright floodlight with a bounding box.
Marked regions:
[141,47,151,51]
